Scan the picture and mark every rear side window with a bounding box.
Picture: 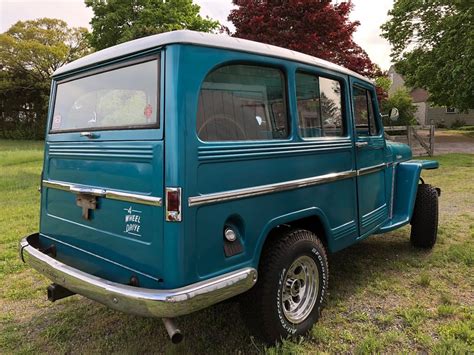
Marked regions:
[296,72,344,138]
[197,65,288,141]
[51,59,159,132]
[353,86,379,136]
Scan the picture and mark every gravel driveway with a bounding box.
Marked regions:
[388,130,474,155]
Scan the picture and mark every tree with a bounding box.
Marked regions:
[381,0,473,111]
[374,73,390,105]
[228,0,377,77]
[86,0,221,50]
[382,88,417,126]
[0,18,89,139]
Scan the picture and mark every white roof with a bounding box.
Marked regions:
[54,30,372,83]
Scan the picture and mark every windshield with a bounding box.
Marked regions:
[51,59,159,132]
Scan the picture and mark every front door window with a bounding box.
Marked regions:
[353,86,379,137]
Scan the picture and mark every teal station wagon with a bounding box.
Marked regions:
[19,30,440,344]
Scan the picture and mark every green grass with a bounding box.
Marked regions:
[0,140,473,353]
[444,126,474,138]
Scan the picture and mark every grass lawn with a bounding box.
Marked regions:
[0,139,473,353]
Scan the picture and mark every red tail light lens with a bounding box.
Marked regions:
[166,187,182,222]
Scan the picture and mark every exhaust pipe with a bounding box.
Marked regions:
[162,318,183,344]
[47,283,75,302]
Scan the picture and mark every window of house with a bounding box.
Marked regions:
[295,72,344,138]
[196,65,288,141]
[353,86,379,136]
[446,107,456,114]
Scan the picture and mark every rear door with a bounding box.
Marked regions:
[40,56,164,284]
[351,79,388,236]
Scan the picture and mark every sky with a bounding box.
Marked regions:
[0,0,394,70]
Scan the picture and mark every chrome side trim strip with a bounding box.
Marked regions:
[42,180,162,207]
[43,180,70,191]
[357,163,387,176]
[20,233,257,318]
[188,170,357,207]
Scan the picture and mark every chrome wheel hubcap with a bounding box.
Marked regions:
[281,255,319,324]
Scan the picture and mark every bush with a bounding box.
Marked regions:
[451,119,467,129]
[457,125,474,131]
[381,88,418,126]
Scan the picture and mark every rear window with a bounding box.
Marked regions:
[51,59,159,133]
[197,64,289,141]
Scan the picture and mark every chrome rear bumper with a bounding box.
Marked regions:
[19,234,257,318]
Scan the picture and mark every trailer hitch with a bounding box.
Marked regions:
[47,283,75,302]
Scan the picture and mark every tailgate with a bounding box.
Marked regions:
[40,140,164,286]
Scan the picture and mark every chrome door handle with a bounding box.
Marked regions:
[355,142,369,148]
[80,132,100,139]
[70,186,106,197]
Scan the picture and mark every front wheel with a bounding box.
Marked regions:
[239,229,328,343]
[410,183,439,249]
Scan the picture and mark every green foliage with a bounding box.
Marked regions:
[0,18,90,139]
[457,126,474,132]
[381,0,474,111]
[85,0,221,50]
[355,332,384,354]
[416,272,431,287]
[451,119,466,129]
[382,88,417,125]
[375,76,391,93]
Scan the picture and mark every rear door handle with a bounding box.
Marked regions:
[70,186,106,197]
[355,142,369,148]
[80,132,100,139]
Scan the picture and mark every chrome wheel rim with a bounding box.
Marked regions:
[281,255,319,324]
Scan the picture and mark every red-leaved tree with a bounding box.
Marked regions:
[229,0,377,78]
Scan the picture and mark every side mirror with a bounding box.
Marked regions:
[389,107,399,122]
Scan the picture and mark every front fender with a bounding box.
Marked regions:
[394,159,438,221]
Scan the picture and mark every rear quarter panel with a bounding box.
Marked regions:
[167,44,359,283]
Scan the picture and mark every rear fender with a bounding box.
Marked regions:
[253,207,332,267]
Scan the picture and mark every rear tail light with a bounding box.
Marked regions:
[165,187,182,222]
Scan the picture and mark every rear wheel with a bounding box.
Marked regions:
[410,183,439,249]
[240,228,328,343]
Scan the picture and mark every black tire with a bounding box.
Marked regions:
[410,183,439,249]
[239,228,328,344]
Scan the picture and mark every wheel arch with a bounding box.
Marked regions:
[253,207,333,268]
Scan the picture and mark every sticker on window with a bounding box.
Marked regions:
[52,114,62,130]
[144,104,153,121]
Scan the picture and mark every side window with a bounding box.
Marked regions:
[353,86,379,136]
[296,72,344,138]
[197,65,288,142]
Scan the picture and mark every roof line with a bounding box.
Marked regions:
[53,30,373,84]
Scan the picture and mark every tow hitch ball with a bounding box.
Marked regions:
[162,318,183,344]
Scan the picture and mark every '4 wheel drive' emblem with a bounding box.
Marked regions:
[124,206,142,237]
